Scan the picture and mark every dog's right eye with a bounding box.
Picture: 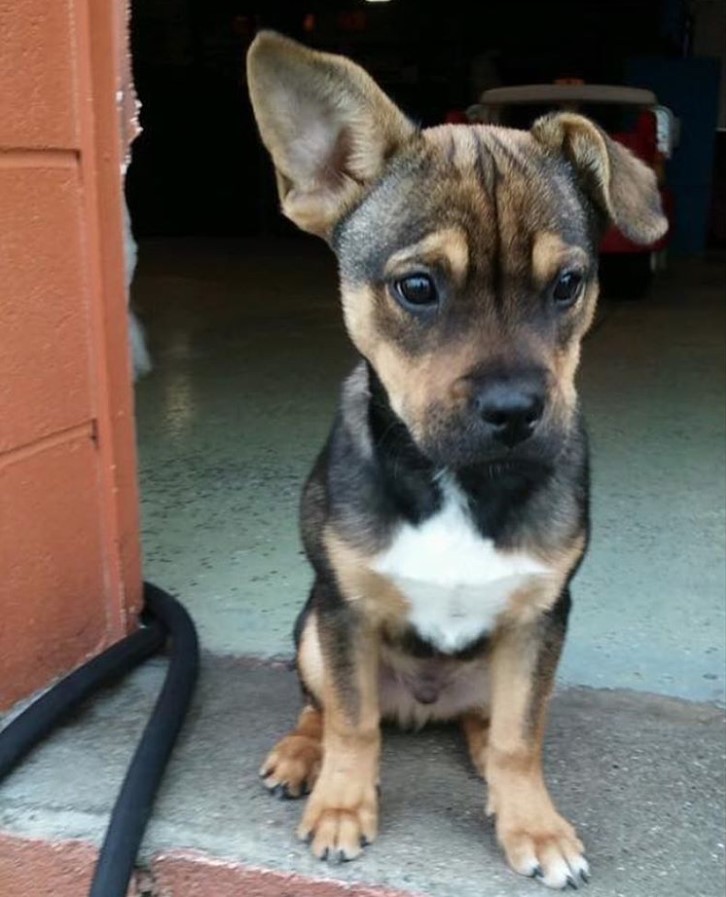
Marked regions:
[392,274,439,311]
[551,269,584,308]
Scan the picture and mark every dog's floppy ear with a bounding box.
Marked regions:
[247,31,417,238]
[532,112,667,245]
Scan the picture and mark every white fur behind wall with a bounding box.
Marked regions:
[124,200,151,380]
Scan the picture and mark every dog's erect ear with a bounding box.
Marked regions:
[532,112,667,245]
[246,31,417,237]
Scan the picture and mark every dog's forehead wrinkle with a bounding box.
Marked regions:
[336,123,594,291]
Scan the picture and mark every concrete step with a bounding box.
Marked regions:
[0,655,724,897]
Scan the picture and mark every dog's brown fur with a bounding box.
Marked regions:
[247,31,666,889]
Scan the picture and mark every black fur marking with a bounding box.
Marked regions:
[486,131,526,175]
[526,586,572,736]
[489,157,505,314]
[382,625,490,662]
[310,365,444,556]
[457,459,552,543]
[366,365,442,526]
[472,130,497,197]
[314,577,364,723]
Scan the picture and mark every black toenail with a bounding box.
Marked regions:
[531,864,544,879]
[580,870,590,884]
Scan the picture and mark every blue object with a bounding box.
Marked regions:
[626,56,721,254]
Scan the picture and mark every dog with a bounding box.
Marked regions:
[246,31,666,890]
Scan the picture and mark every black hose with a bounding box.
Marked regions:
[0,619,165,778]
[0,583,199,897]
[89,583,199,897]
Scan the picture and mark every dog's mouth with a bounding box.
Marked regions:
[421,424,559,475]
[482,459,529,478]
[469,456,551,481]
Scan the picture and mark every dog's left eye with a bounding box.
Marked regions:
[392,274,439,310]
[551,270,584,307]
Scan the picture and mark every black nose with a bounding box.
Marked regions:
[474,377,546,448]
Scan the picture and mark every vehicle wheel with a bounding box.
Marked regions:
[599,253,654,300]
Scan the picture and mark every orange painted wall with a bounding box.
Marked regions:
[0,0,142,708]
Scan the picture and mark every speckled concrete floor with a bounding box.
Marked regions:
[2,660,724,897]
[133,240,725,704]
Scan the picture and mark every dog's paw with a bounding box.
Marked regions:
[259,734,322,799]
[497,812,589,890]
[297,779,378,862]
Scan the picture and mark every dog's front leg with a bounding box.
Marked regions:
[298,595,380,862]
[483,594,589,889]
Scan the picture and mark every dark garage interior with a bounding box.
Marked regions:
[127,0,724,247]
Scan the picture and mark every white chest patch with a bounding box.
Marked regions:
[371,480,551,653]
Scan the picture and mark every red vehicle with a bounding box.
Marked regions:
[461,84,677,298]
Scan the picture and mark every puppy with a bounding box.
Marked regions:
[247,32,666,890]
